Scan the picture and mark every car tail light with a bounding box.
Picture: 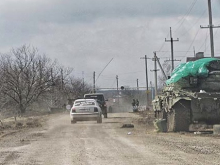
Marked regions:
[94,107,98,112]
[71,108,76,113]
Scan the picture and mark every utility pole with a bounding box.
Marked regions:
[150,81,153,101]
[140,55,151,106]
[137,79,139,90]
[151,52,159,97]
[200,0,220,57]
[165,27,179,71]
[116,75,119,91]
[155,55,167,80]
[140,55,150,90]
[93,71,96,93]
[116,75,119,104]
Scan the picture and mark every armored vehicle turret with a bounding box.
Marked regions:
[152,58,220,132]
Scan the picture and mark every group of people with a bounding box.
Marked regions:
[132,99,139,112]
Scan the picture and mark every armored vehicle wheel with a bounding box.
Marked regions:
[167,111,175,131]
[167,100,190,132]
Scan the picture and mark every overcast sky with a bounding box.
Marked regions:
[0,0,220,89]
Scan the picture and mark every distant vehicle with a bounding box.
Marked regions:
[70,99,102,124]
[84,93,108,118]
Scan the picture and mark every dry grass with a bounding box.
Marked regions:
[0,116,43,131]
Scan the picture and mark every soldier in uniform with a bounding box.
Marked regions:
[136,99,139,110]
[132,99,137,112]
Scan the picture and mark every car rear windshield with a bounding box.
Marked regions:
[84,95,104,101]
[74,101,95,106]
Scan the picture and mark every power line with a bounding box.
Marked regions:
[158,32,170,52]
[178,9,207,38]
[120,79,137,83]
[157,51,194,52]
[96,58,113,82]
[102,71,144,76]
[173,0,198,32]
[184,28,200,56]
[157,0,198,56]
[175,56,187,66]
[198,29,209,51]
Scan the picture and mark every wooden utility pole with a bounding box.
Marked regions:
[140,55,151,106]
[116,75,119,103]
[116,75,119,91]
[151,52,159,97]
[165,27,179,71]
[154,54,167,80]
[136,79,139,90]
[200,0,220,57]
[140,55,150,90]
[93,72,96,93]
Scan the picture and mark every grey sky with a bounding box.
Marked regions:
[0,0,220,89]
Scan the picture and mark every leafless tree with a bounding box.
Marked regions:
[0,45,96,117]
[0,45,62,114]
[65,77,92,99]
[44,66,74,108]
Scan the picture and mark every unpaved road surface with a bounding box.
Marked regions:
[1,112,220,165]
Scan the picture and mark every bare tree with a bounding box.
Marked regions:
[0,45,60,114]
[65,77,92,99]
[45,66,73,108]
[0,45,95,116]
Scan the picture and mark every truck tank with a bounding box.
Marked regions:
[152,58,220,132]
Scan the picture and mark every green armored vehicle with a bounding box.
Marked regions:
[153,58,220,132]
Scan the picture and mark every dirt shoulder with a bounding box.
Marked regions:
[1,111,220,165]
[0,112,52,141]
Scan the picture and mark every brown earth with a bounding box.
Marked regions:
[0,110,220,165]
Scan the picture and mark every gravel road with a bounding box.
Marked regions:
[0,112,220,165]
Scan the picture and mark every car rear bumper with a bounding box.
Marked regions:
[70,113,100,121]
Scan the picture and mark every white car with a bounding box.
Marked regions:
[70,99,102,124]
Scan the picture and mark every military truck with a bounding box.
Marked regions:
[153,58,220,132]
[84,93,108,118]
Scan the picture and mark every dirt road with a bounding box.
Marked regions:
[0,112,220,165]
